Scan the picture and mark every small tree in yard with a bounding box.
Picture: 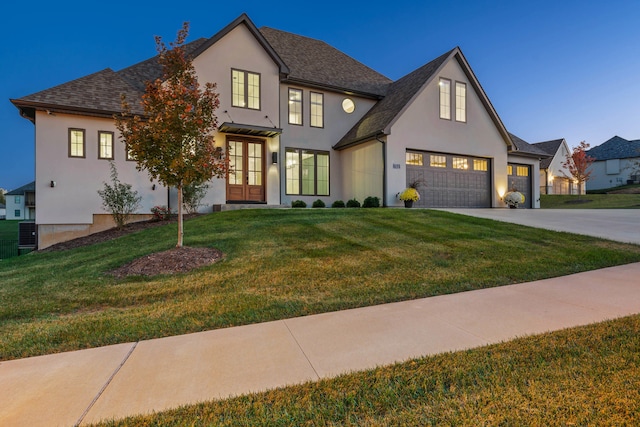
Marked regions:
[562,141,595,198]
[116,22,227,247]
[97,162,142,229]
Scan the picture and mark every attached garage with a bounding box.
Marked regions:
[507,163,532,208]
[406,150,492,208]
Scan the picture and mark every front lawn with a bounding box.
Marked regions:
[541,193,640,208]
[0,220,19,239]
[2,209,640,360]
[95,314,640,426]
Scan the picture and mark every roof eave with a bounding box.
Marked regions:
[283,77,386,99]
[333,131,385,151]
[10,99,127,120]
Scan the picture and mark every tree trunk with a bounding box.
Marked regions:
[177,185,184,248]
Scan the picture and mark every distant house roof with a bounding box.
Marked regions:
[6,181,35,196]
[586,136,640,161]
[507,133,550,158]
[532,138,565,169]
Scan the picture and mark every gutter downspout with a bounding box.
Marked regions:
[375,134,387,207]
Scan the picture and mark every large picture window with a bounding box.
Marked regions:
[288,88,302,125]
[98,131,114,160]
[69,128,85,158]
[286,148,329,196]
[232,69,260,110]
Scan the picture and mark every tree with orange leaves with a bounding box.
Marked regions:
[116,22,227,247]
[562,141,595,198]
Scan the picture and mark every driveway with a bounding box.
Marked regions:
[439,209,640,245]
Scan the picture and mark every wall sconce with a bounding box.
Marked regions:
[50,180,56,188]
[152,184,156,191]
[272,152,278,164]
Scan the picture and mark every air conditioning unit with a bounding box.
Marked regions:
[19,221,37,248]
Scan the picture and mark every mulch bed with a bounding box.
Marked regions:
[39,214,224,277]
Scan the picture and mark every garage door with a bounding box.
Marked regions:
[406,151,491,208]
[507,163,532,208]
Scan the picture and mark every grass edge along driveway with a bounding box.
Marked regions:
[2,208,640,361]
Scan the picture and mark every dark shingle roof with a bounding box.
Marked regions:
[11,38,208,118]
[532,138,564,169]
[508,133,550,157]
[586,136,640,161]
[334,49,453,149]
[6,181,35,195]
[259,27,391,97]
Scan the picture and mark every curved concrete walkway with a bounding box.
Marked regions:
[440,208,640,245]
[2,261,640,426]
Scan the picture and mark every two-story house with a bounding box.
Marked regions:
[11,14,544,249]
[4,181,35,221]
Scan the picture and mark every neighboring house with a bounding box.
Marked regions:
[586,136,640,190]
[5,181,35,221]
[531,138,580,195]
[11,14,545,249]
[0,203,6,220]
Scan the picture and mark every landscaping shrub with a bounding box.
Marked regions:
[312,199,326,208]
[151,205,172,221]
[292,200,307,208]
[363,196,380,208]
[346,198,361,208]
[331,200,346,208]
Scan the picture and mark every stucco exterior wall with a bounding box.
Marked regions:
[278,85,377,206]
[340,139,384,204]
[34,112,168,227]
[586,158,639,190]
[385,58,509,207]
[193,23,282,206]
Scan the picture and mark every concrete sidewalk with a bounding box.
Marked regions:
[2,263,640,426]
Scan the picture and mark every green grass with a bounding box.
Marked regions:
[0,220,19,239]
[95,314,640,426]
[2,209,640,361]
[541,193,640,208]
[587,183,640,194]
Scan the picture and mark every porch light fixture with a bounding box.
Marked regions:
[272,152,278,164]
[50,180,56,188]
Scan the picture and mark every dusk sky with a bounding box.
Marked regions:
[1,0,639,191]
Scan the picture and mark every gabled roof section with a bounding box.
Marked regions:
[508,133,550,158]
[334,47,513,150]
[11,38,208,122]
[532,138,565,169]
[586,136,640,161]
[260,27,391,97]
[6,181,35,195]
[191,13,289,75]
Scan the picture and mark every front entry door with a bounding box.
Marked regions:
[226,138,265,202]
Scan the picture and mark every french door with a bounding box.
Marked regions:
[226,138,265,202]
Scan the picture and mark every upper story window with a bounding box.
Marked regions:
[455,82,466,122]
[439,78,451,120]
[342,98,355,114]
[69,128,85,158]
[14,196,21,204]
[310,92,324,128]
[232,69,260,110]
[288,88,302,125]
[98,131,114,160]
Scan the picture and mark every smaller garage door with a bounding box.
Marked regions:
[508,163,532,208]
[407,151,491,208]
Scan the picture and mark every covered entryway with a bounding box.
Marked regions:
[406,150,491,208]
[508,163,532,208]
[226,137,265,203]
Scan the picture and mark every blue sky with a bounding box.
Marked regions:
[2,0,639,191]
